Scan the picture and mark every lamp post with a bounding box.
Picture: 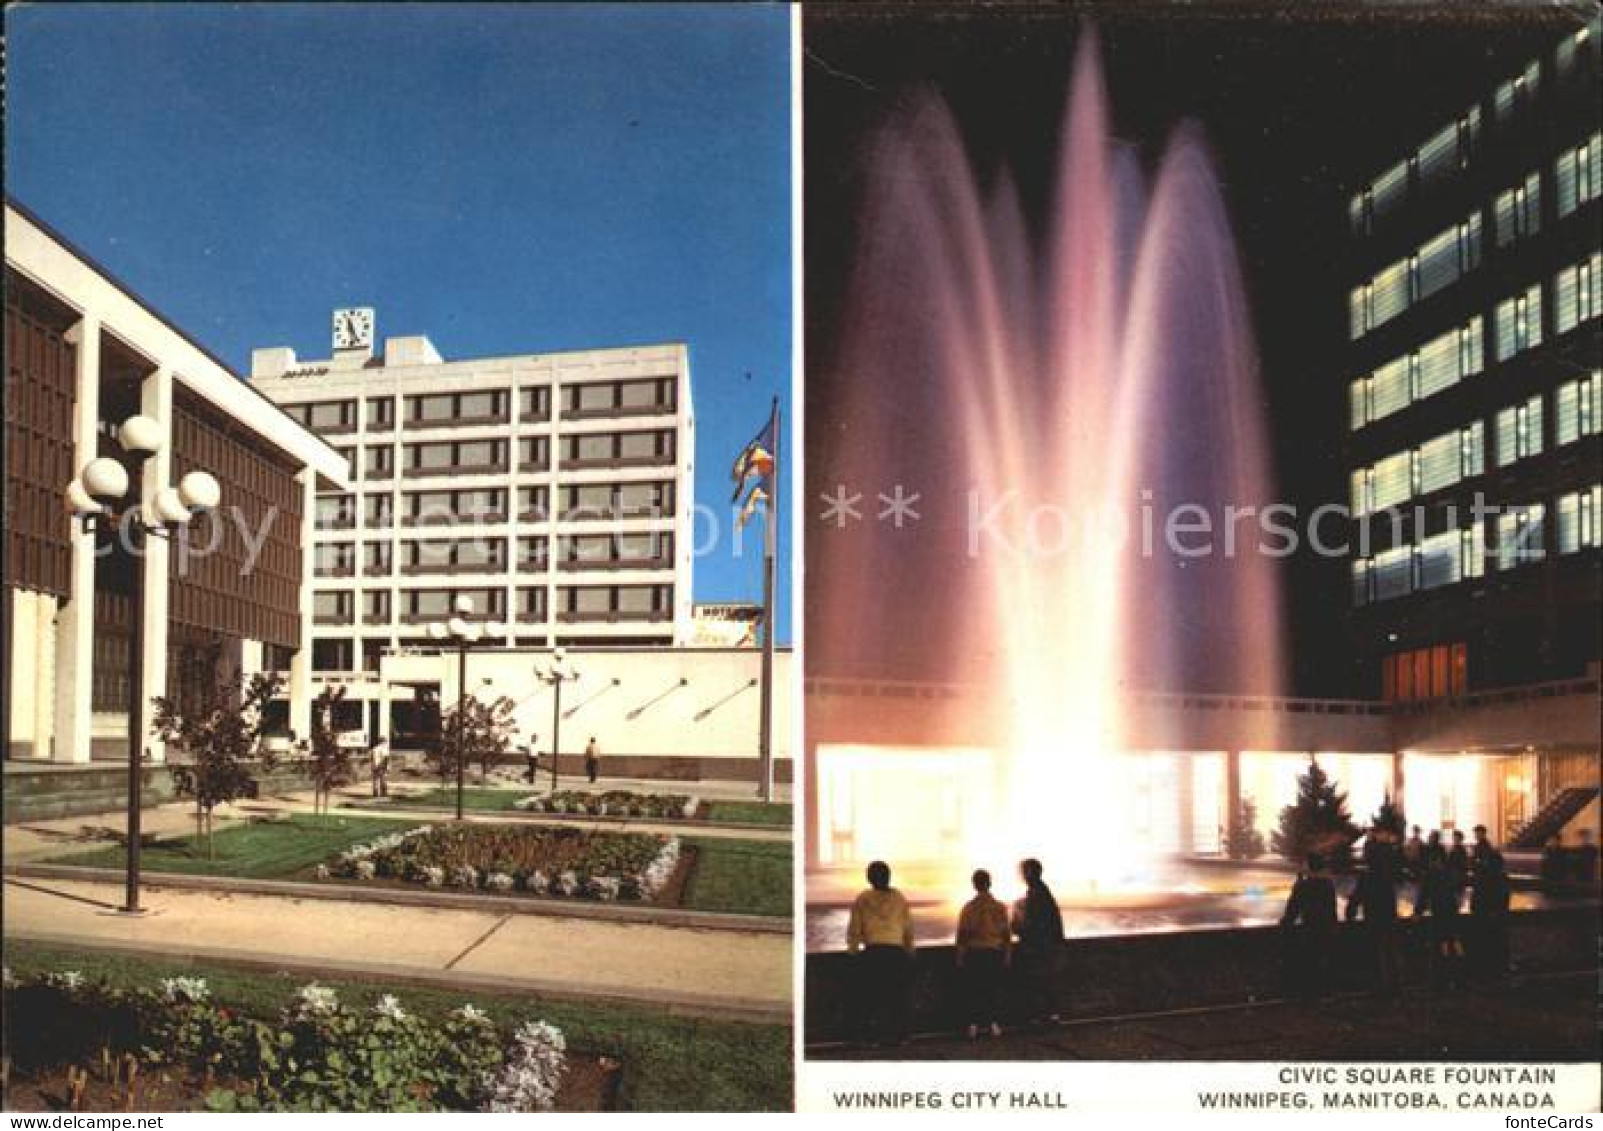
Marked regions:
[67,414,221,915]
[534,649,579,795]
[427,596,505,821]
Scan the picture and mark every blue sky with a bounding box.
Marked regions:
[6,2,792,640]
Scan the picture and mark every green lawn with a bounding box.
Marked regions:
[703,801,793,827]
[680,837,792,918]
[48,814,420,879]
[3,943,790,1112]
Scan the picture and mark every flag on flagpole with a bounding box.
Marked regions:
[737,485,768,530]
[731,412,777,504]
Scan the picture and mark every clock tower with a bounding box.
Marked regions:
[331,306,375,365]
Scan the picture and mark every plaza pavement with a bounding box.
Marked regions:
[1,773,794,1020]
[4,874,791,1021]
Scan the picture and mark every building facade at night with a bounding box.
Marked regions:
[251,317,696,741]
[3,202,350,766]
[1343,16,1601,699]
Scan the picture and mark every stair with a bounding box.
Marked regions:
[1509,786,1600,849]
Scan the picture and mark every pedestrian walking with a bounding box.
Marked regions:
[584,736,601,785]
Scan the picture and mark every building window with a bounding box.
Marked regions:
[1557,485,1602,553]
[1493,284,1543,361]
[365,445,395,480]
[402,537,508,574]
[1493,171,1541,247]
[558,479,675,521]
[1495,396,1545,468]
[1351,524,1484,606]
[1555,131,1601,217]
[403,488,508,526]
[311,639,354,674]
[401,587,506,623]
[1493,59,1541,126]
[364,493,394,528]
[518,486,550,521]
[1349,316,1484,430]
[315,542,356,578]
[561,377,676,418]
[1554,251,1601,335]
[366,396,395,432]
[313,590,354,625]
[1556,370,1601,445]
[403,439,507,476]
[519,436,551,471]
[560,429,675,468]
[363,541,393,577]
[557,531,672,570]
[285,399,357,433]
[517,536,550,570]
[1381,643,1468,702]
[363,590,391,624]
[520,385,552,421]
[558,584,673,621]
[517,587,548,622]
[1496,504,1546,567]
[405,389,508,426]
[315,494,356,530]
[362,640,386,674]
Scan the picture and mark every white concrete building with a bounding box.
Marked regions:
[250,311,696,739]
[3,202,351,764]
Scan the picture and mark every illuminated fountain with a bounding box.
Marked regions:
[811,32,1285,908]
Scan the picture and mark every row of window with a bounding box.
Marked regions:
[1351,486,1602,606]
[314,480,677,529]
[1346,23,1597,241]
[311,583,676,626]
[314,532,675,577]
[283,378,677,436]
[334,429,678,479]
[1350,371,1600,513]
[1349,211,1482,339]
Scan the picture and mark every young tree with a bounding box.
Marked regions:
[1271,756,1361,865]
[306,686,354,817]
[1369,791,1407,840]
[1225,798,1267,860]
[429,694,517,784]
[151,659,283,857]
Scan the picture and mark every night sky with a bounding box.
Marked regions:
[803,1,1583,696]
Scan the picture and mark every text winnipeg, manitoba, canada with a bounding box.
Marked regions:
[1196,1066,1582,1112]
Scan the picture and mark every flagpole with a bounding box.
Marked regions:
[758,396,778,803]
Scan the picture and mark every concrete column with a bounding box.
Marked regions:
[53,314,101,763]
[1391,750,1406,814]
[138,365,173,764]
[288,469,315,742]
[1175,753,1196,854]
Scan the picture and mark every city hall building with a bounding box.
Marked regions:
[3,201,351,769]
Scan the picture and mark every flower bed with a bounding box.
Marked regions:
[516,789,699,820]
[316,823,681,902]
[1,967,573,1112]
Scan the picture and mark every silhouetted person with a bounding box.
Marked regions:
[846,860,914,1045]
[1010,858,1064,1027]
[1281,853,1337,997]
[1415,856,1465,988]
[584,736,601,785]
[1346,841,1401,996]
[1470,824,1496,877]
[1447,830,1470,905]
[523,738,539,784]
[1576,830,1599,886]
[1414,831,1447,914]
[1469,850,1512,981]
[368,737,390,798]
[1402,826,1424,880]
[955,868,1011,1039]
[1539,834,1567,885]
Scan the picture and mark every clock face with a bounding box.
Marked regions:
[332,307,375,350]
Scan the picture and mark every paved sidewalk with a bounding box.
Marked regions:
[4,874,790,1020]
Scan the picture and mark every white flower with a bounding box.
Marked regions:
[372,994,407,1022]
[160,976,210,1004]
[451,864,479,889]
[313,863,331,880]
[486,872,514,892]
[423,865,446,888]
[556,871,579,897]
[638,837,681,898]
[482,1020,568,1113]
[528,871,550,895]
[681,798,699,819]
[46,970,84,992]
[514,796,541,812]
[290,982,340,1020]
[355,859,377,881]
[589,876,621,901]
[454,1003,491,1025]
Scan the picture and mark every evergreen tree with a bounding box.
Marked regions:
[1271,756,1360,864]
[1225,798,1267,859]
[1369,791,1407,839]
